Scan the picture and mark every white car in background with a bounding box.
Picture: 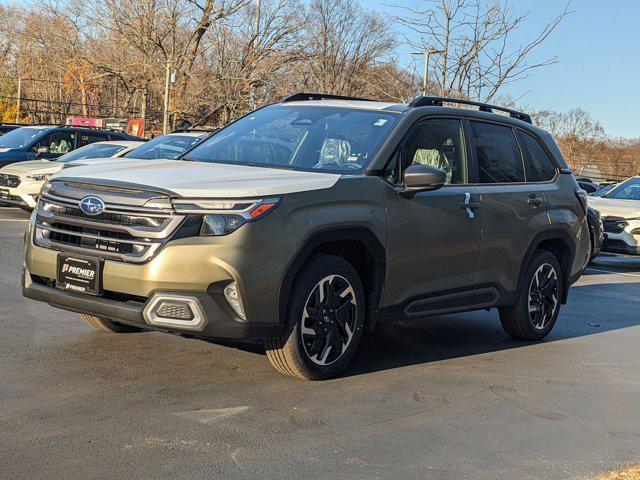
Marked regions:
[0,140,143,210]
[588,176,640,255]
[62,130,212,170]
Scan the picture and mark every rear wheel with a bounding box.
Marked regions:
[265,255,365,380]
[499,250,563,341]
[80,314,144,333]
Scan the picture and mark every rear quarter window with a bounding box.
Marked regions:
[517,130,557,182]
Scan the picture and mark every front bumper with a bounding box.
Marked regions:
[1,180,40,208]
[23,209,299,339]
[601,222,640,256]
[22,266,283,340]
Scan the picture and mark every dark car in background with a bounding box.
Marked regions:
[0,123,28,136]
[0,125,141,168]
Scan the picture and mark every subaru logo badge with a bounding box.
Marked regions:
[79,196,105,216]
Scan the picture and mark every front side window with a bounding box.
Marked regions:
[470,121,524,183]
[517,130,556,182]
[385,118,467,185]
[124,134,205,159]
[56,143,128,163]
[35,131,77,155]
[603,177,640,200]
[184,105,400,173]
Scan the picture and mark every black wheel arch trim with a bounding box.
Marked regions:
[278,227,386,333]
[518,228,578,304]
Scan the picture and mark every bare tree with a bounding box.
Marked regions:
[389,0,571,101]
[303,0,396,96]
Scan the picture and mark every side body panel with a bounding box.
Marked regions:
[382,184,482,310]
[474,182,551,294]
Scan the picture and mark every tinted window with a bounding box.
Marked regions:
[185,105,399,173]
[77,131,110,147]
[386,118,467,185]
[517,130,556,181]
[470,121,524,183]
[35,131,77,155]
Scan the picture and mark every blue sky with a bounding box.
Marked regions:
[361,0,640,138]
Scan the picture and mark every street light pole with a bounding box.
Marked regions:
[162,60,171,134]
[411,49,445,96]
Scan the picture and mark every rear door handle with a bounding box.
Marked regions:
[460,192,480,219]
[527,194,544,207]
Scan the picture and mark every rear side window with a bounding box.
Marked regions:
[470,121,524,183]
[517,130,556,182]
[78,131,110,147]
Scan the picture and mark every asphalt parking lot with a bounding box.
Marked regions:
[1,206,639,480]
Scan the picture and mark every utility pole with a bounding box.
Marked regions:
[15,77,22,123]
[411,49,445,96]
[162,60,172,134]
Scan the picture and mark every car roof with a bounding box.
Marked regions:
[84,140,145,148]
[163,131,209,138]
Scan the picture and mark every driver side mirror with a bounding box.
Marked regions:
[400,164,447,197]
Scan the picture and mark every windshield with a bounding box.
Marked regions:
[0,127,49,149]
[591,183,616,197]
[124,134,205,159]
[184,105,400,172]
[603,177,640,200]
[56,143,128,163]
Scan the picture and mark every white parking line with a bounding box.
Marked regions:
[0,219,28,222]
[586,267,640,278]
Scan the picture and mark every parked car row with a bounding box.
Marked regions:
[0,127,212,210]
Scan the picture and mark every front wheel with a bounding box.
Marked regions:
[499,250,563,341]
[265,255,365,380]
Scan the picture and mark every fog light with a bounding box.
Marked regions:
[224,282,246,320]
[143,294,206,331]
[156,301,194,320]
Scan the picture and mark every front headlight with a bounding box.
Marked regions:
[27,173,49,181]
[200,214,246,236]
[171,197,280,237]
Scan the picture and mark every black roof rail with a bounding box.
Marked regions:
[281,92,373,103]
[57,124,120,132]
[407,96,532,124]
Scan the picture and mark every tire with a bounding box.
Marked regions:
[265,255,366,380]
[588,231,598,263]
[499,250,563,341]
[80,313,144,333]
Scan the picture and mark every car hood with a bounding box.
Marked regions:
[588,196,640,219]
[1,159,62,176]
[53,159,342,198]
[61,157,128,170]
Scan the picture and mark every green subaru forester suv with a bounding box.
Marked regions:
[22,94,590,379]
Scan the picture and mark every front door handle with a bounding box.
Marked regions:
[527,194,544,207]
[460,192,480,219]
